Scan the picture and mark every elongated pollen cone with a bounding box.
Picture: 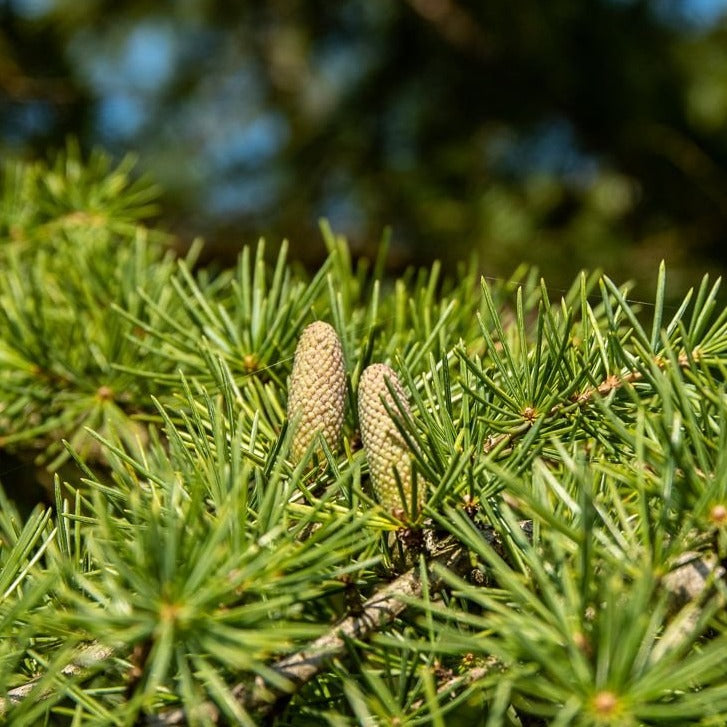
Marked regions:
[287,321,346,462]
[358,364,424,515]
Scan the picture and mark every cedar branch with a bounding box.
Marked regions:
[2,518,719,723]
[149,536,466,725]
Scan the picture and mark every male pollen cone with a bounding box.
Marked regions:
[358,363,424,515]
[287,321,346,462]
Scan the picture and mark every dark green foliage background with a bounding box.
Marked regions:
[3,0,727,292]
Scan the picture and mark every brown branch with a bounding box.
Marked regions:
[0,532,462,723]
[150,536,467,725]
[4,522,718,724]
[652,552,726,662]
[0,33,76,104]
[410,659,498,713]
[0,642,114,715]
[401,0,492,60]
[662,551,724,607]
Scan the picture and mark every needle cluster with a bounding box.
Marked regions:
[2,148,727,725]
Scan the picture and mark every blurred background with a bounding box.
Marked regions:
[2,0,727,296]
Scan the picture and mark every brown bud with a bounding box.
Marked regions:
[287,321,346,462]
[358,364,424,515]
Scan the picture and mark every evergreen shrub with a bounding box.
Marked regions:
[2,148,727,725]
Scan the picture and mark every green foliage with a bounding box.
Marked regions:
[0,148,178,468]
[2,150,727,725]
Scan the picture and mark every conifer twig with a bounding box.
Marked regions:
[483,370,641,454]
[149,537,467,725]
[409,657,499,713]
[149,523,722,725]
[482,361,687,454]
[0,642,114,714]
[2,524,720,723]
